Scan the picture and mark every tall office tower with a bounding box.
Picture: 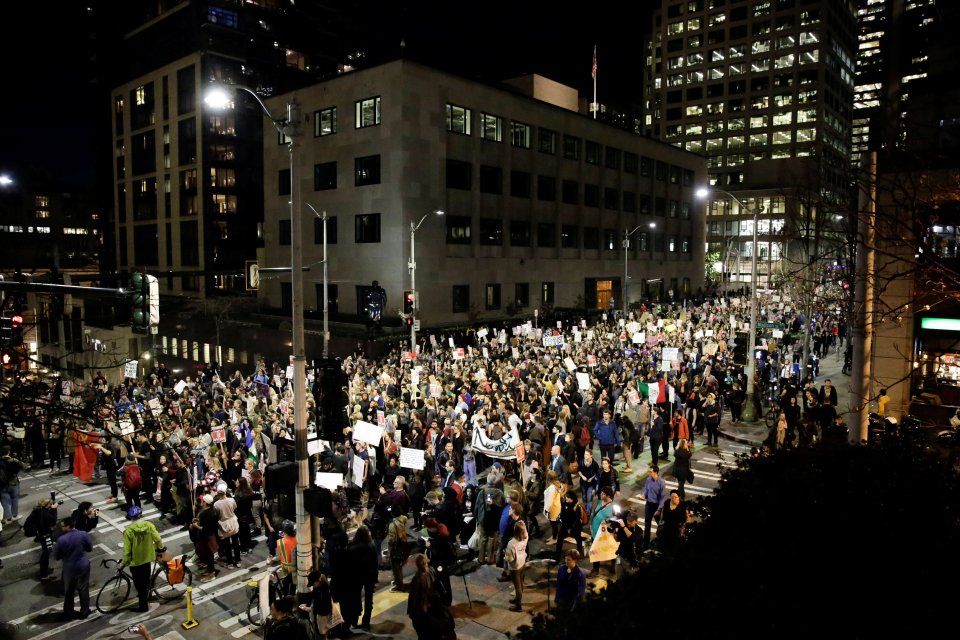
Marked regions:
[106,0,358,297]
[643,0,857,289]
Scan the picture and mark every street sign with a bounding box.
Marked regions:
[413,319,421,331]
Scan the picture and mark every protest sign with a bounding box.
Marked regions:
[576,372,591,389]
[315,472,343,491]
[399,447,426,470]
[352,420,384,446]
[123,360,138,380]
[211,426,226,443]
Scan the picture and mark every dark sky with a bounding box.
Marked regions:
[0,1,650,192]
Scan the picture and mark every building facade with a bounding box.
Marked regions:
[643,0,857,288]
[256,60,707,329]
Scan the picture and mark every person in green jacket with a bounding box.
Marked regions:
[122,515,165,612]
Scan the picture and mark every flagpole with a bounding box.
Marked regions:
[592,44,598,119]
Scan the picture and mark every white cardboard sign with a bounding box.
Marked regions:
[399,447,426,470]
[352,420,384,446]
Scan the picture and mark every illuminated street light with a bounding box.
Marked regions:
[697,187,760,422]
[204,84,312,592]
[409,210,444,351]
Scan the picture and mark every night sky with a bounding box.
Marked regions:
[0,1,649,192]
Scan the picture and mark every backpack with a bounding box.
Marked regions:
[578,425,591,447]
[127,505,143,519]
[577,503,588,526]
[23,509,39,538]
[166,557,186,584]
[123,464,142,490]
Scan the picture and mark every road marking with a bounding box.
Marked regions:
[231,627,253,638]
[219,613,246,628]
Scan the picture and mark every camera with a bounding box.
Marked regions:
[127,625,140,633]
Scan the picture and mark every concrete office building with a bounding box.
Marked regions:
[256,59,707,329]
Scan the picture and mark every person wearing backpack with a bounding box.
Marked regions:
[121,454,143,512]
[0,445,26,524]
[387,512,413,592]
[24,497,60,581]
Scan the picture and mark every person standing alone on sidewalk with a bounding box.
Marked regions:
[122,510,165,612]
[53,517,93,620]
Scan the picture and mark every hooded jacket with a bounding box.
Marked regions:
[122,519,163,567]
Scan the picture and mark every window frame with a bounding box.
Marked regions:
[354,96,381,129]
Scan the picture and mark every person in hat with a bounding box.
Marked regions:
[122,509,165,611]
[214,482,241,568]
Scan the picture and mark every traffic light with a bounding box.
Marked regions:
[0,314,22,347]
[732,331,748,366]
[131,271,159,334]
[403,290,415,315]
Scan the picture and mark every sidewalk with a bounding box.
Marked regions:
[718,349,850,447]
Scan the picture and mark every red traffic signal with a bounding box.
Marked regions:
[10,315,22,326]
[403,290,415,315]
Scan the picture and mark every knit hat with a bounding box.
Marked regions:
[125,454,136,464]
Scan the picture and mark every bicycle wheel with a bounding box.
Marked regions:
[152,565,187,601]
[246,592,265,627]
[97,575,132,613]
[765,408,777,429]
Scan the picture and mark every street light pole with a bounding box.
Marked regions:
[205,85,311,591]
[623,223,656,313]
[408,210,444,352]
[698,188,760,421]
[306,204,330,358]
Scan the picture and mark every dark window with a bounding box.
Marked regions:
[355,213,381,243]
[314,161,337,190]
[562,180,579,205]
[278,169,291,195]
[681,201,691,219]
[541,282,555,304]
[354,155,381,186]
[537,175,556,201]
[667,90,683,104]
[656,197,667,216]
[180,221,199,266]
[452,285,470,313]
[639,195,651,215]
[177,65,195,116]
[639,232,649,252]
[485,284,501,310]
[605,147,621,170]
[515,283,529,307]
[279,219,291,246]
[683,169,694,186]
[656,161,667,181]
[315,283,338,314]
[687,87,704,100]
[585,141,602,165]
[446,216,472,244]
[729,24,747,38]
[509,221,531,246]
[583,227,600,250]
[314,215,338,244]
[537,222,556,247]
[446,159,472,190]
[584,184,600,207]
[563,135,581,160]
[480,165,502,194]
[623,191,637,212]
[561,225,578,249]
[479,218,503,245]
[539,129,558,154]
[604,187,619,210]
[654,233,665,252]
[641,156,653,176]
[624,152,639,174]
[510,170,531,198]
[134,224,159,265]
[669,200,679,218]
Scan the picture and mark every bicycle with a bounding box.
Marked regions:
[96,555,192,613]
[246,565,294,626]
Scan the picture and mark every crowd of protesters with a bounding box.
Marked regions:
[0,289,852,637]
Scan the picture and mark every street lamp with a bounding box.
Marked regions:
[409,209,444,351]
[697,187,760,421]
[623,222,656,315]
[204,84,312,591]
[306,204,330,358]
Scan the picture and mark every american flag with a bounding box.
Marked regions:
[592,45,597,79]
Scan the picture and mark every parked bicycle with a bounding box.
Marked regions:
[96,556,192,613]
[246,565,294,626]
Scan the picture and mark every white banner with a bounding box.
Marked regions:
[315,472,343,490]
[471,425,521,460]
